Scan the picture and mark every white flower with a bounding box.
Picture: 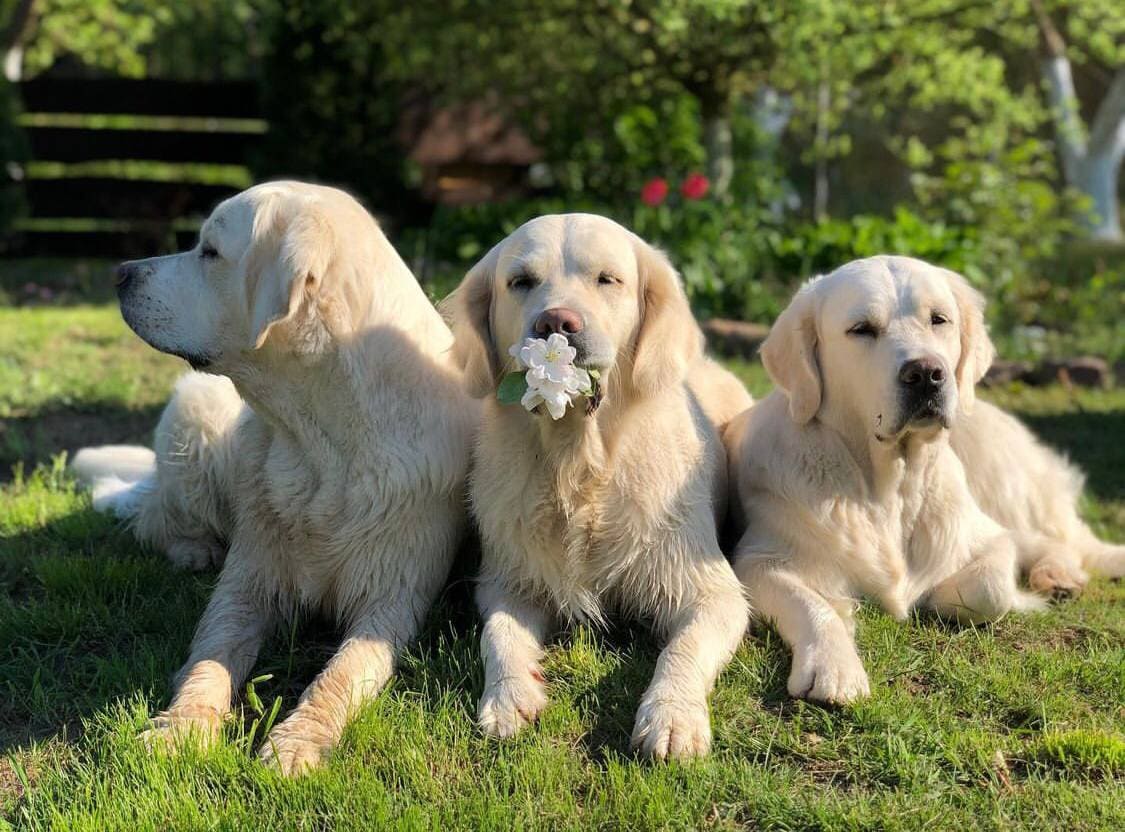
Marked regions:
[508,334,595,420]
[509,333,577,384]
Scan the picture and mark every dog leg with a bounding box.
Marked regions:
[928,535,1047,623]
[141,568,272,750]
[258,600,420,777]
[631,575,748,760]
[476,575,552,740]
[740,560,870,705]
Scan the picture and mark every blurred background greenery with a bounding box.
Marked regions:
[1,0,1123,360]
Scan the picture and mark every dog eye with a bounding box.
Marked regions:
[930,312,950,326]
[847,321,878,338]
[597,272,618,286]
[200,243,219,260]
[508,273,536,291]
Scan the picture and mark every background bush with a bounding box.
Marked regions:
[0,78,27,242]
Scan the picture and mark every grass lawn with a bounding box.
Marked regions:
[1,300,1123,831]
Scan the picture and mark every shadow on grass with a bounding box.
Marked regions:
[0,508,487,757]
[0,404,165,483]
[1013,408,1125,501]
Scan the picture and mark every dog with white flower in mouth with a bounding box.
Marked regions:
[448,213,753,759]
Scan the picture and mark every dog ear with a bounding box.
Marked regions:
[245,202,335,350]
[446,242,503,398]
[944,268,994,414]
[630,236,703,397]
[760,284,821,424]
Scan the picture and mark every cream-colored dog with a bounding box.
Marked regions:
[727,255,1079,705]
[449,214,752,759]
[73,181,476,775]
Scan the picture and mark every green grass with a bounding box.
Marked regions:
[1,303,1123,831]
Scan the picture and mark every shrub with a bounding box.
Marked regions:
[253,0,425,227]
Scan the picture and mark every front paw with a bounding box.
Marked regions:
[139,705,222,751]
[166,537,226,571]
[258,719,332,777]
[477,663,548,739]
[788,642,870,704]
[631,696,712,760]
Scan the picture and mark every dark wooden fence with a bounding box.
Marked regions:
[4,77,263,258]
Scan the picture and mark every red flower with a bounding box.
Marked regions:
[680,172,710,200]
[640,177,669,206]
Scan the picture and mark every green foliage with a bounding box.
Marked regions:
[0,79,27,240]
[16,0,263,79]
[252,0,424,224]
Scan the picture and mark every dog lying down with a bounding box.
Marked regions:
[73,182,477,775]
[724,255,1125,704]
[450,213,753,759]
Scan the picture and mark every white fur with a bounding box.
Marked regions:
[72,182,478,775]
[449,214,752,759]
[725,255,1056,705]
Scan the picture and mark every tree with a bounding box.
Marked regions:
[385,1,825,198]
[1030,0,1125,240]
[2,0,35,81]
[7,0,264,81]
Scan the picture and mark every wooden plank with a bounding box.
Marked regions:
[1,228,184,259]
[25,179,238,220]
[25,126,260,164]
[19,78,261,118]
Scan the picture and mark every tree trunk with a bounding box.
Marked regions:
[2,0,37,82]
[702,103,733,197]
[813,74,831,221]
[1034,2,1124,240]
[1076,142,1124,241]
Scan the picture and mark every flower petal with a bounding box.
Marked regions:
[521,388,543,412]
[544,396,568,420]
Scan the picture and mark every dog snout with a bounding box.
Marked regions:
[898,357,946,392]
[533,307,584,337]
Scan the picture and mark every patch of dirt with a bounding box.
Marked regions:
[1041,625,1123,650]
[0,753,38,806]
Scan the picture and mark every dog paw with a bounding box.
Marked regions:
[139,706,222,751]
[166,537,226,571]
[789,643,870,704]
[1029,559,1088,600]
[631,696,712,760]
[258,721,332,777]
[477,663,548,739]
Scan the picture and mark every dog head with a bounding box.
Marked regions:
[449,213,701,408]
[761,255,993,442]
[115,181,381,373]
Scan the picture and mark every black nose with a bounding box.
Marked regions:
[899,357,946,389]
[533,307,584,337]
[114,263,136,289]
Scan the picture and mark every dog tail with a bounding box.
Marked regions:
[71,445,156,519]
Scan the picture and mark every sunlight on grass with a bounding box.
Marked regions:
[0,301,1122,829]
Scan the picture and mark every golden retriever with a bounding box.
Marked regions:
[73,181,477,775]
[725,255,1123,705]
[448,213,752,759]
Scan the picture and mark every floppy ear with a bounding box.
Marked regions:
[630,236,703,397]
[245,202,335,350]
[944,269,994,414]
[760,285,821,424]
[446,242,503,398]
